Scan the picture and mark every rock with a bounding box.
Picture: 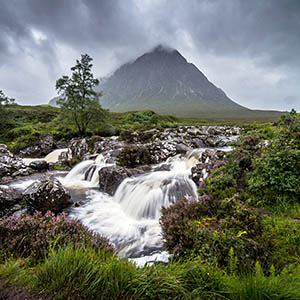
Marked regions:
[0,144,31,180]
[29,160,49,171]
[99,166,144,196]
[0,185,23,217]
[175,143,191,154]
[19,146,41,158]
[58,150,72,162]
[0,185,23,208]
[69,138,89,159]
[40,135,54,155]
[117,145,152,168]
[23,177,72,213]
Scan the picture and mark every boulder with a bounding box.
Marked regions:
[19,146,41,158]
[29,160,49,171]
[99,166,144,196]
[175,143,191,155]
[0,185,22,207]
[0,144,31,179]
[0,185,23,217]
[23,177,72,213]
[40,135,54,155]
[69,138,89,159]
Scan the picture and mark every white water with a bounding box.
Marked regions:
[66,154,199,261]
[22,148,68,166]
[58,154,113,189]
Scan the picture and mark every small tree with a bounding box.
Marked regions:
[56,54,107,136]
[0,90,15,130]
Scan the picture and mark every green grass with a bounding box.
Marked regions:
[1,246,300,300]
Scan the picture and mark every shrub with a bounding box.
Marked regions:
[0,211,113,261]
[117,145,152,168]
[160,196,268,272]
[248,146,300,205]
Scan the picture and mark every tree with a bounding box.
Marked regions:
[56,54,107,136]
[0,90,15,128]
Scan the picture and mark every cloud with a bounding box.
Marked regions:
[0,0,299,111]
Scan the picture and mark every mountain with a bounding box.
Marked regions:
[96,45,249,117]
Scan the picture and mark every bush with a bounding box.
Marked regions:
[117,145,152,168]
[160,196,269,272]
[248,146,300,205]
[0,212,113,261]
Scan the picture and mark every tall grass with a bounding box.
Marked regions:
[1,246,300,300]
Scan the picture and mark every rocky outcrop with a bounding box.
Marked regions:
[0,185,23,217]
[99,166,144,196]
[23,177,72,213]
[0,144,31,180]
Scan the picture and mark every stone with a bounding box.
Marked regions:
[40,135,54,155]
[0,185,23,208]
[69,138,89,159]
[0,185,23,218]
[29,160,49,171]
[19,146,41,158]
[99,166,144,196]
[175,143,191,154]
[23,177,72,213]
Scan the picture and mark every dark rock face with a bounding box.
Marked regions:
[0,185,23,217]
[0,144,31,180]
[23,178,72,213]
[29,160,49,171]
[99,166,144,196]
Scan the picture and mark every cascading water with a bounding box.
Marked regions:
[59,154,112,189]
[64,154,200,265]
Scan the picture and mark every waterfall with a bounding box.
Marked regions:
[66,154,198,262]
[58,154,113,189]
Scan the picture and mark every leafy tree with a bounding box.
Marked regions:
[0,90,15,132]
[56,54,107,136]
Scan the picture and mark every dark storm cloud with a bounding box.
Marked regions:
[0,0,299,110]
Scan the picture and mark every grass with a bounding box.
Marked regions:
[1,246,300,300]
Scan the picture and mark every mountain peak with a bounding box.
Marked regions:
[151,44,175,53]
[95,46,248,117]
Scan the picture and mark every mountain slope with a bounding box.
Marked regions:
[97,45,249,117]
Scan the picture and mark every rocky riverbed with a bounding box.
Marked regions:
[0,125,240,264]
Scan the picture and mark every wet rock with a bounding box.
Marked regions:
[40,135,54,155]
[58,150,72,162]
[175,143,191,154]
[0,144,31,179]
[99,166,144,196]
[93,139,124,154]
[69,138,89,159]
[23,177,72,214]
[19,146,41,158]
[29,160,49,171]
[0,185,23,207]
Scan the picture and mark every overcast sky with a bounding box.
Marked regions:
[1,0,299,111]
